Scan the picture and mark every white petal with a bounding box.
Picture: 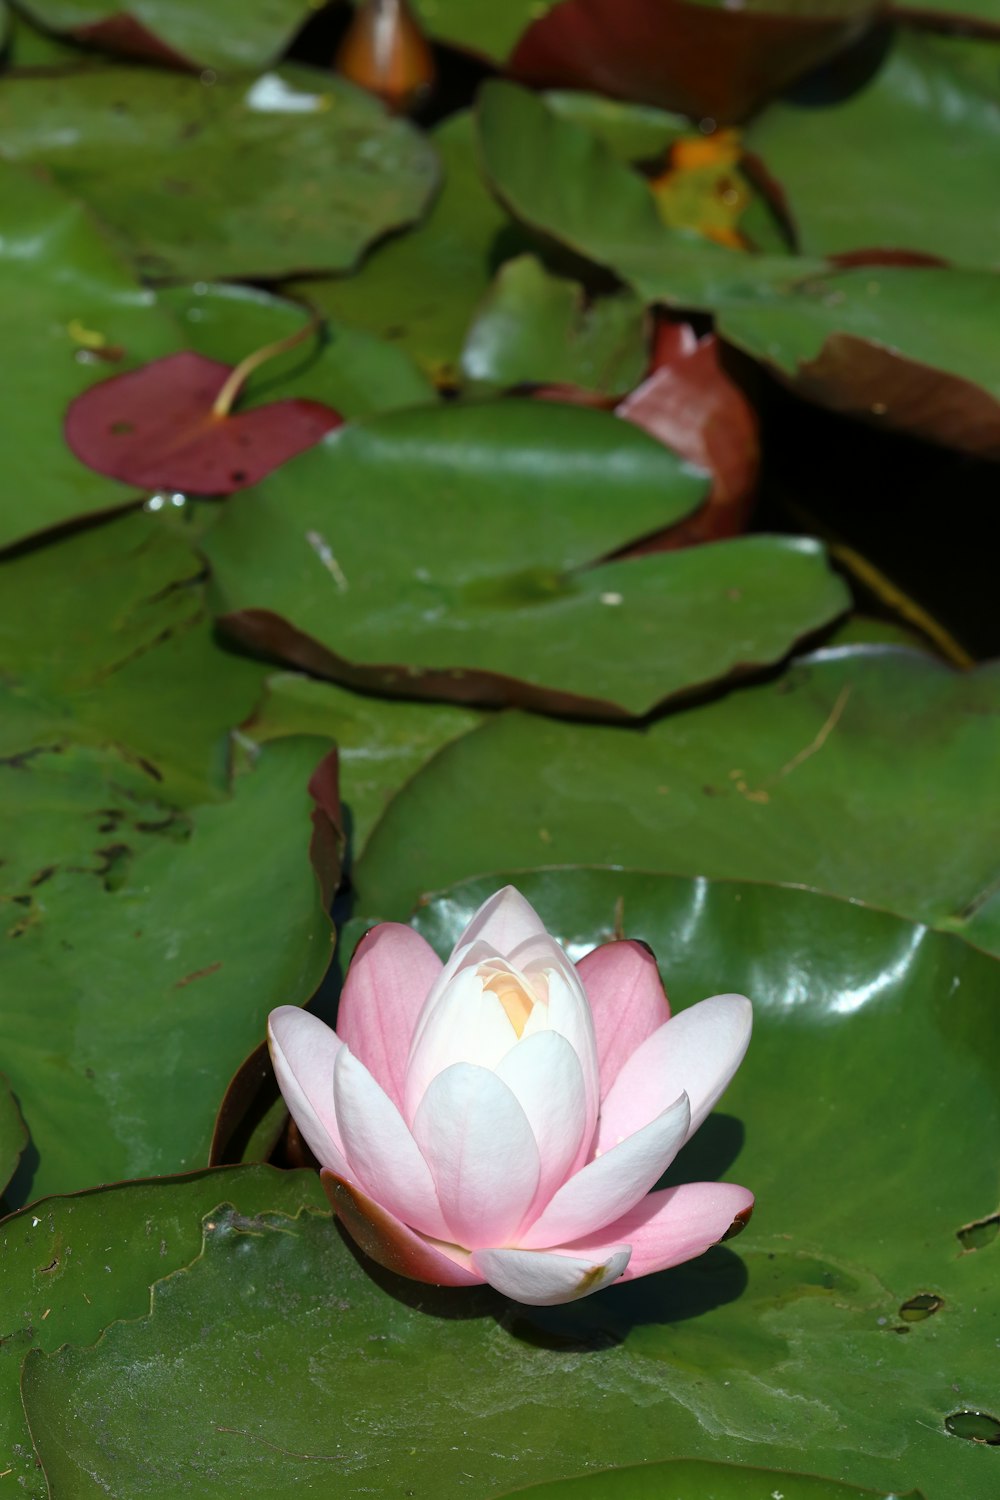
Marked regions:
[494,1031,587,1214]
[520,1092,691,1248]
[453,885,548,957]
[267,1006,348,1174]
[545,966,600,1170]
[412,1063,540,1249]
[599,994,752,1151]
[404,966,517,1121]
[472,1245,631,1305]
[333,1048,450,1240]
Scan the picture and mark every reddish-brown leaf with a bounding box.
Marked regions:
[616,322,759,549]
[65,351,342,496]
[509,0,874,124]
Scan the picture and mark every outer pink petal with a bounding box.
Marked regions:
[412,1062,540,1249]
[520,1092,690,1249]
[336,922,443,1110]
[454,885,549,957]
[472,1245,631,1305]
[332,1047,450,1241]
[599,993,752,1153]
[575,940,670,1100]
[267,1006,348,1174]
[321,1172,484,1287]
[564,1181,755,1281]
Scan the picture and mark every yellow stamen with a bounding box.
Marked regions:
[483,973,535,1037]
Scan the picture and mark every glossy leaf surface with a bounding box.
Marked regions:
[0,1078,27,1200]
[1,735,336,1208]
[461,255,648,395]
[21,870,1000,1500]
[477,81,827,310]
[0,1166,327,1498]
[748,34,1000,268]
[354,646,1000,953]
[493,1458,924,1499]
[0,163,179,551]
[244,673,480,858]
[0,512,264,806]
[16,0,314,70]
[204,401,847,717]
[293,110,522,387]
[0,67,439,280]
[717,267,1000,459]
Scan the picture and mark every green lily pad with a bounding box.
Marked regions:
[461,255,648,395]
[717,266,1000,459]
[0,511,264,806]
[204,399,846,718]
[0,161,181,551]
[0,1077,27,1200]
[291,110,523,387]
[747,33,1000,268]
[543,90,690,162]
[409,0,535,59]
[889,0,1000,28]
[158,282,435,419]
[0,733,337,1209]
[0,5,86,64]
[476,81,827,310]
[0,1165,327,1499]
[0,66,439,281]
[354,646,1000,952]
[16,0,314,71]
[244,673,480,861]
[21,870,1000,1498]
[493,1458,924,1499]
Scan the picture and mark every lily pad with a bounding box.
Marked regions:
[476,81,827,311]
[0,511,265,806]
[0,1077,27,1200]
[160,282,435,418]
[16,0,315,71]
[204,399,847,718]
[0,734,337,1209]
[461,255,648,395]
[0,66,439,281]
[20,870,1000,1499]
[0,161,180,551]
[717,267,1000,460]
[291,110,523,387]
[0,1165,328,1499]
[493,1458,925,1499]
[543,90,690,161]
[509,0,878,124]
[747,33,1000,268]
[243,673,480,861]
[353,646,1000,953]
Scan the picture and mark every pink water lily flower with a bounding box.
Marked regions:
[269,886,753,1307]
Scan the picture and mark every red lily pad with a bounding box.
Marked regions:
[509,0,876,126]
[616,321,759,550]
[65,350,342,495]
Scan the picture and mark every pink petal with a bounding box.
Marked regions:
[599,993,752,1153]
[332,1048,450,1241]
[412,1062,540,1249]
[565,1181,755,1280]
[472,1245,631,1305]
[520,1092,690,1248]
[575,940,670,1099]
[453,885,548,957]
[321,1171,483,1287]
[336,922,443,1110]
[404,966,518,1122]
[494,1031,587,1216]
[267,1006,348,1173]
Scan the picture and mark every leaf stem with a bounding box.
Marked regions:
[211,314,321,419]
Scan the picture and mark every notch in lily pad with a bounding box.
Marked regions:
[65,314,342,496]
[957,1211,1000,1252]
